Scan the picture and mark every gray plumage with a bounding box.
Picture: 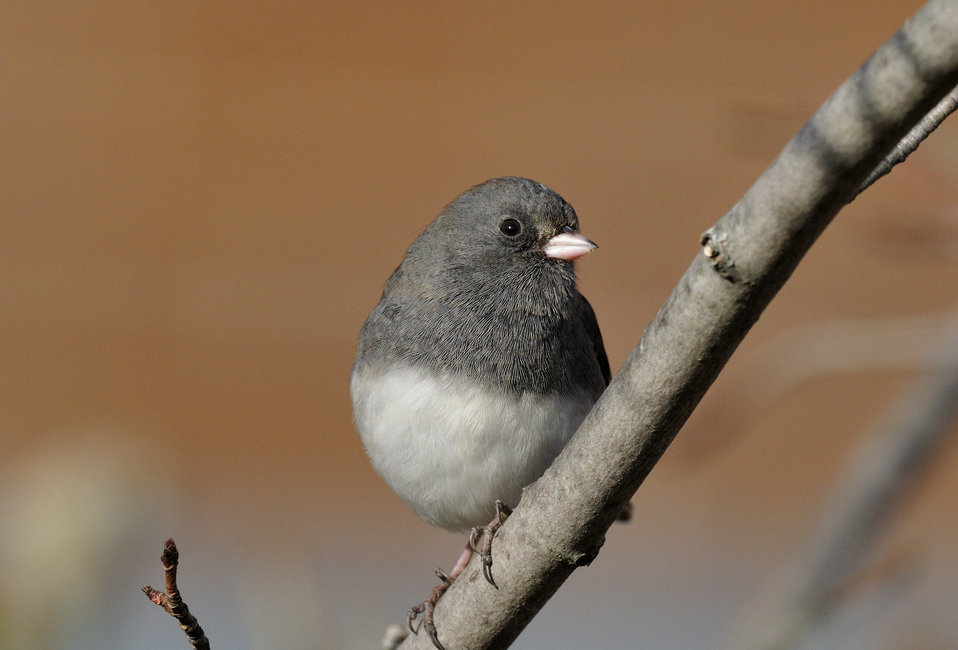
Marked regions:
[355,177,609,394]
[351,177,609,530]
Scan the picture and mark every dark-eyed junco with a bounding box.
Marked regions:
[350,177,609,647]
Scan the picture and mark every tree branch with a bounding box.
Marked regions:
[855,85,958,198]
[142,538,210,650]
[397,1,958,647]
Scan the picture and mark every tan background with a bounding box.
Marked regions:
[3,2,958,648]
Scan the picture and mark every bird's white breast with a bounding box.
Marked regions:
[350,364,594,531]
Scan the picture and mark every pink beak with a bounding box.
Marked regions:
[543,226,597,261]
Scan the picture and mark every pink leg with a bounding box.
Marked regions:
[407,501,513,649]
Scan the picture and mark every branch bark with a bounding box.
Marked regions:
[142,538,210,650]
[399,1,958,647]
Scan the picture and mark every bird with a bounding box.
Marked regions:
[350,177,610,648]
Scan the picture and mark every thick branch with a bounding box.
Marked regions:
[399,1,958,647]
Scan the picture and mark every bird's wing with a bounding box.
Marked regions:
[580,295,611,386]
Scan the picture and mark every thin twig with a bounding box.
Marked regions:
[854,85,958,198]
[142,538,210,650]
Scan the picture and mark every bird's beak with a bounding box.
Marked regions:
[543,226,597,261]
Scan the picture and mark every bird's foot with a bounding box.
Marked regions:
[407,541,475,650]
[406,501,513,649]
[407,568,452,650]
[468,499,512,588]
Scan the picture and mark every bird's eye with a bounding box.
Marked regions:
[499,218,522,237]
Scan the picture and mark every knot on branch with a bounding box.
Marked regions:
[558,533,605,568]
[701,229,743,283]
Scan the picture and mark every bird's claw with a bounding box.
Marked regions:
[469,500,513,588]
[407,571,451,650]
[407,603,424,634]
[407,501,513,649]
[435,568,451,586]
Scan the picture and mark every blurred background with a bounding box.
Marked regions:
[3,2,958,648]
